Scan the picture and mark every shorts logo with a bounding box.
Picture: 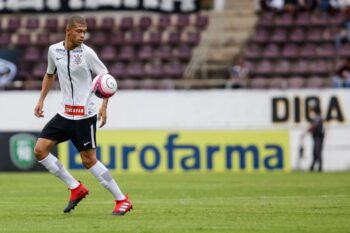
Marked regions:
[73,54,82,65]
[65,105,85,116]
[83,142,91,146]
[10,133,37,170]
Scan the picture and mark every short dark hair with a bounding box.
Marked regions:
[66,15,86,28]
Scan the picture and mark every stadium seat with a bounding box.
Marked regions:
[110,31,126,46]
[44,17,59,31]
[274,60,291,76]
[262,43,280,59]
[185,31,200,46]
[100,45,117,62]
[176,45,192,61]
[32,63,47,80]
[256,12,274,28]
[292,60,310,76]
[310,11,329,27]
[289,28,305,43]
[288,76,305,88]
[139,79,156,89]
[119,45,135,61]
[147,31,163,46]
[244,44,262,60]
[146,62,164,79]
[281,43,299,59]
[270,29,288,44]
[316,43,336,58]
[167,31,182,46]
[138,45,154,61]
[23,46,41,62]
[110,61,127,78]
[7,17,21,32]
[35,33,50,47]
[254,60,273,76]
[251,28,269,44]
[299,43,317,58]
[250,77,268,89]
[119,17,134,31]
[128,31,144,46]
[195,14,209,30]
[274,13,293,28]
[164,61,185,79]
[88,31,107,47]
[295,12,311,27]
[101,17,115,31]
[158,15,171,30]
[127,62,145,79]
[25,17,40,30]
[139,16,152,31]
[175,14,190,30]
[158,44,173,61]
[0,33,11,47]
[306,77,324,88]
[268,77,285,89]
[86,17,97,31]
[15,34,31,47]
[338,43,350,57]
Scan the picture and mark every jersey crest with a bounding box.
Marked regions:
[73,54,82,65]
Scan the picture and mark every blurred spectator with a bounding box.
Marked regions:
[226,57,250,89]
[0,58,17,86]
[334,26,350,49]
[331,58,350,87]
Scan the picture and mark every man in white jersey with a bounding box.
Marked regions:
[33,15,132,215]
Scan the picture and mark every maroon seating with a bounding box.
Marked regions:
[119,45,135,61]
[139,16,152,31]
[138,45,154,61]
[270,29,288,43]
[127,62,145,79]
[16,34,31,47]
[158,45,173,61]
[44,17,59,31]
[185,31,200,46]
[148,31,163,45]
[274,60,291,75]
[120,17,134,31]
[0,33,11,47]
[146,62,164,79]
[23,46,41,62]
[100,45,116,62]
[262,43,280,59]
[110,62,127,78]
[86,17,97,31]
[164,61,185,79]
[101,17,115,30]
[281,43,299,59]
[251,28,269,44]
[289,28,305,43]
[35,33,50,47]
[176,14,190,29]
[158,15,171,30]
[25,17,40,30]
[7,17,21,32]
[244,44,262,60]
[88,31,107,46]
[195,14,209,30]
[274,13,293,28]
[110,31,125,46]
[176,45,192,61]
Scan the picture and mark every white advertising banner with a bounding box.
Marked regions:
[0,89,349,171]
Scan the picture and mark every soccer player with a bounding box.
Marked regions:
[33,15,132,215]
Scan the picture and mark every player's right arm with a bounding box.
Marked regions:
[34,73,56,118]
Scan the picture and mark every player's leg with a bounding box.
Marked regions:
[80,149,132,215]
[72,115,132,215]
[34,115,80,190]
[310,141,317,171]
[35,114,86,213]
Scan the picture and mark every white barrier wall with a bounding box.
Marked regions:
[1,89,349,171]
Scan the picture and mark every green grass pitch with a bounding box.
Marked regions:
[0,172,349,233]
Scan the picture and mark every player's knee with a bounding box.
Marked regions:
[33,145,47,160]
[81,156,97,169]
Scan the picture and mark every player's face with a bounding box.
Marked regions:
[67,23,87,47]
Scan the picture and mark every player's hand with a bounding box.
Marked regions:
[98,105,107,128]
[34,101,44,118]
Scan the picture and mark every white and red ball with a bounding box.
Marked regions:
[91,74,118,98]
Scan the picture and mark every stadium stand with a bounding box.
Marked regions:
[0,11,210,90]
[2,0,350,90]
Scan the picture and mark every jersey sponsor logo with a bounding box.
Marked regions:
[64,105,85,116]
[56,48,65,52]
[9,133,37,170]
[73,54,82,65]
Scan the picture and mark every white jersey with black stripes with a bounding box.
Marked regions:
[46,41,108,120]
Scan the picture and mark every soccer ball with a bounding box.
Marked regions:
[91,74,118,98]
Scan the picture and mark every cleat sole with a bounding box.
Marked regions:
[63,193,88,213]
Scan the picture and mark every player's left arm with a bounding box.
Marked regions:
[98,98,108,128]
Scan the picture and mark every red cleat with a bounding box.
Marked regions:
[63,183,89,213]
[112,195,133,216]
